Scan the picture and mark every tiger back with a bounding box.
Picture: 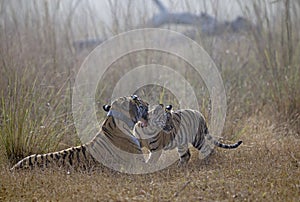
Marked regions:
[10,95,149,171]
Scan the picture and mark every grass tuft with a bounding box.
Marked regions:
[0,66,71,164]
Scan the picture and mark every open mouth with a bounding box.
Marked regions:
[140,112,149,127]
[140,117,148,127]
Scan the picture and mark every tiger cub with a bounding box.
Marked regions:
[133,104,242,166]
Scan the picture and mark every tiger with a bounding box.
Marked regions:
[133,104,242,166]
[10,95,149,172]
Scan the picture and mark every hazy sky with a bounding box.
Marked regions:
[1,0,282,40]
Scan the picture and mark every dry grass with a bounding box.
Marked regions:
[1,116,299,201]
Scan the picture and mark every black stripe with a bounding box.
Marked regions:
[91,155,97,163]
[55,153,60,160]
[173,112,181,120]
[76,147,81,163]
[62,151,67,160]
[41,155,44,164]
[204,127,208,135]
[45,155,49,167]
[34,154,38,163]
[111,117,116,127]
[180,150,191,159]
[193,129,205,149]
[108,122,113,129]
[69,149,74,166]
[193,138,201,149]
[81,145,87,160]
[215,140,242,149]
[19,162,24,169]
[149,137,159,145]
[174,112,187,140]
[28,156,33,167]
[102,127,114,141]
[150,146,159,152]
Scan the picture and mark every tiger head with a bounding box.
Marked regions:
[147,104,173,132]
[103,95,149,129]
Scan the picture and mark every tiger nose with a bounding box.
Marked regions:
[142,111,148,120]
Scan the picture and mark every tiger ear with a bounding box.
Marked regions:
[103,105,111,112]
[165,105,172,111]
[131,95,138,100]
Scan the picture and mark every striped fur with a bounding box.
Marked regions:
[10,95,149,171]
[133,105,242,166]
[10,145,96,170]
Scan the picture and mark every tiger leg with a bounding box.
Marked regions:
[198,139,214,160]
[147,149,162,164]
[192,129,214,160]
[177,144,190,167]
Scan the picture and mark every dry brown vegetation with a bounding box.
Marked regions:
[1,119,299,201]
[0,0,300,201]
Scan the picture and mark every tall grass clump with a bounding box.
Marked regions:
[0,1,80,164]
[247,0,300,135]
[0,67,68,163]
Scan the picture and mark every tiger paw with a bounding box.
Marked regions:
[177,160,188,168]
